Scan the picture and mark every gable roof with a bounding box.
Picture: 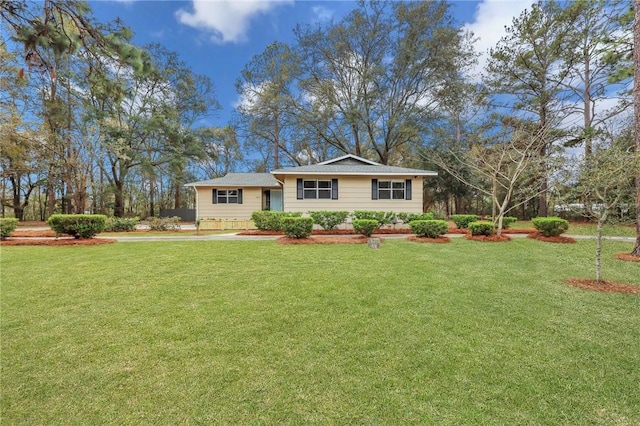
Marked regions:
[272,154,437,177]
[184,173,281,188]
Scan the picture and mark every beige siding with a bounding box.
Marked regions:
[195,187,263,220]
[281,175,424,214]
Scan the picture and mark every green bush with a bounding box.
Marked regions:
[282,216,314,239]
[48,214,107,239]
[396,212,434,224]
[468,221,494,236]
[145,216,181,231]
[501,216,517,229]
[251,211,301,231]
[352,211,395,227]
[0,217,19,240]
[532,216,569,237]
[409,220,448,238]
[352,219,379,237]
[308,210,349,230]
[105,217,139,232]
[451,214,478,229]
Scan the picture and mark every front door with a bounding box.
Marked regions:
[269,190,283,211]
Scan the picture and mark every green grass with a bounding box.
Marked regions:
[564,222,636,238]
[1,239,639,424]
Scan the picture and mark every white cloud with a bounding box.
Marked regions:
[312,6,333,22]
[463,0,535,76]
[176,0,293,44]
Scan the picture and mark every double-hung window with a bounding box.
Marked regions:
[297,178,339,200]
[371,179,412,200]
[212,189,243,204]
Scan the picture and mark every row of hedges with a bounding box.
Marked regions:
[451,214,517,230]
[465,217,569,237]
[252,210,441,232]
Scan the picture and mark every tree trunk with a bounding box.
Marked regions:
[174,182,182,209]
[632,0,640,256]
[113,179,125,218]
[596,219,604,283]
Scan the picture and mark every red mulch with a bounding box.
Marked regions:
[447,228,468,234]
[12,230,58,237]
[464,234,511,242]
[276,235,369,245]
[406,236,451,243]
[503,228,535,234]
[1,237,116,246]
[528,233,576,243]
[616,253,640,262]
[565,278,639,294]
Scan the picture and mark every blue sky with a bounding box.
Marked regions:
[90,0,535,128]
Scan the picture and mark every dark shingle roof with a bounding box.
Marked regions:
[272,154,436,176]
[184,173,280,188]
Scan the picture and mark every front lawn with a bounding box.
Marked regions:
[1,239,638,424]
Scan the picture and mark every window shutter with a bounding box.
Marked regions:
[212,189,217,204]
[371,179,378,200]
[331,179,338,200]
[297,179,303,199]
[405,179,412,200]
[238,189,243,204]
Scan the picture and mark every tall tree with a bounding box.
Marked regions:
[633,0,640,256]
[289,0,475,165]
[561,0,630,157]
[485,0,574,217]
[85,44,216,217]
[236,42,301,169]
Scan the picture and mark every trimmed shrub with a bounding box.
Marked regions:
[451,214,478,229]
[396,212,434,224]
[251,211,302,231]
[468,221,494,236]
[532,216,569,237]
[48,214,107,239]
[352,210,395,227]
[282,216,314,238]
[409,219,448,238]
[308,210,349,230]
[0,217,19,240]
[501,216,517,229]
[146,216,181,231]
[352,219,379,237]
[105,216,139,232]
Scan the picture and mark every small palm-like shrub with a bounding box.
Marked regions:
[105,217,139,232]
[48,214,107,239]
[352,219,379,237]
[396,212,434,224]
[282,216,314,238]
[468,221,494,236]
[409,220,448,238]
[352,211,395,227]
[308,211,349,230]
[146,216,181,231]
[532,217,569,237]
[451,214,478,229]
[0,218,19,240]
[251,211,302,231]
[501,216,517,229]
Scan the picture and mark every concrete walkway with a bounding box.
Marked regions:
[14,225,638,243]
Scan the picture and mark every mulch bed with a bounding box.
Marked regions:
[276,235,369,245]
[1,237,116,246]
[528,233,576,243]
[406,236,451,243]
[464,234,512,242]
[616,253,640,262]
[565,278,639,294]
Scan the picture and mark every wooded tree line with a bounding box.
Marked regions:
[1,0,638,251]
